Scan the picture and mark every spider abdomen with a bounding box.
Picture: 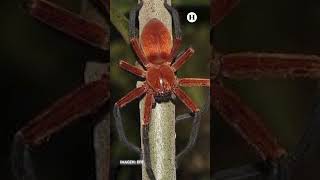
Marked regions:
[141,18,172,64]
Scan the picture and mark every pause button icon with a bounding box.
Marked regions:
[187,12,197,23]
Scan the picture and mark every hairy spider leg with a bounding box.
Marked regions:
[24,0,108,50]
[172,87,201,165]
[119,60,146,78]
[117,58,156,179]
[142,91,154,125]
[175,78,210,122]
[175,94,210,123]
[142,125,156,180]
[114,84,148,154]
[220,52,320,79]
[164,0,182,59]
[129,1,150,68]
[174,52,211,123]
[11,76,109,180]
[170,47,210,123]
[142,91,156,180]
[113,84,156,180]
[179,78,210,87]
[171,48,195,72]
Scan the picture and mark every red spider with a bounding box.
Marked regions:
[113,1,210,179]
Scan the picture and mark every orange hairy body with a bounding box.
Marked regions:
[141,18,172,64]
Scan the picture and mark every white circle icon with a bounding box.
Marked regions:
[187,12,197,23]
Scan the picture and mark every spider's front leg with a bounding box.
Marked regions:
[128,1,150,68]
[171,48,195,72]
[141,91,156,180]
[175,77,211,123]
[164,0,182,58]
[169,45,210,163]
[11,76,109,180]
[113,83,156,180]
[173,87,201,165]
[113,83,148,154]
[172,46,210,123]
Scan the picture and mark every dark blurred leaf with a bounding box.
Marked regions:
[110,6,129,44]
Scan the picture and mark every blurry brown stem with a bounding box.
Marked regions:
[84,62,110,180]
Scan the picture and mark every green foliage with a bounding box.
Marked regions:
[110,6,130,44]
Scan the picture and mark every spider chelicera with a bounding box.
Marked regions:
[113,1,210,179]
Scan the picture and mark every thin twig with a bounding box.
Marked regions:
[84,62,109,180]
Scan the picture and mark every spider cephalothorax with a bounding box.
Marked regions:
[146,63,176,100]
[113,1,209,179]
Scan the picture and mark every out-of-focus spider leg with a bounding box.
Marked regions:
[141,91,156,180]
[11,75,109,180]
[212,83,289,180]
[212,0,240,26]
[214,95,320,180]
[129,1,150,68]
[173,87,201,165]
[23,0,108,50]
[212,83,287,161]
[221,52,320,79]
[175,78,210,123]
[164,0,182,59]
[113,84,148,154]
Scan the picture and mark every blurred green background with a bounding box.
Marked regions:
[110,0,210,179]
[213,0,320,179]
